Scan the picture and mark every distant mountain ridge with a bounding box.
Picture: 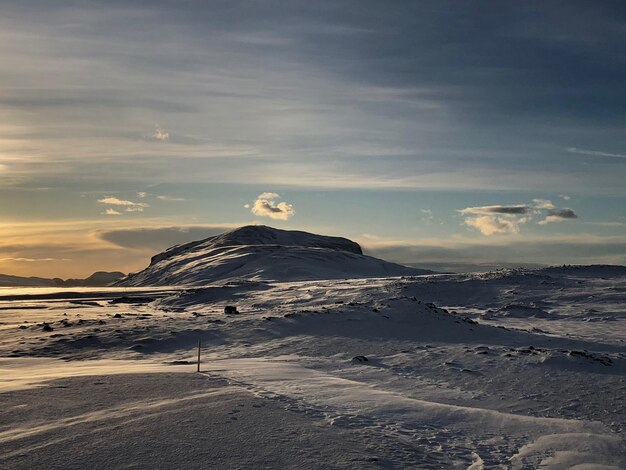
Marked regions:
[117,225,432,286]
[0,271,125,288]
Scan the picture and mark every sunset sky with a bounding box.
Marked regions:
[1,1,625,278]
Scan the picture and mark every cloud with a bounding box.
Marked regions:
[0,257,70,262]
[156,195,186,201]
[152,125,170,141]
[539,208,578,225]
[98,225,238,250]
[559,195,571,201]
[137,192,147,198]
[461,201,579,234]
[532,199,555,210]
[0,219,207,278]
[567,147,626,159]
[250,192,295,220]
[420,208,434,223]
[584,221,626,227]
[97,196,149,213]
[98,196,149,207]
[1,1,624,198]
[459,204,530,236]
[463,215,524,236]
[551,208,578,219]
[257,192,280,200]
[460,205,530,216]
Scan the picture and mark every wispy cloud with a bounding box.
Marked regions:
[567,147,626,159]
[98,196,149,213]
[583,221,626,227]
[0,2,624,196]
[98,197,148,207]
[103,208,121,216]
[257,192,280,200]
[420,208,435,223]
[532,199,555,210]
[250,192,295,220]
[156,195,186,201]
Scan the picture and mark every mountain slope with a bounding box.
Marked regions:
[117,225,430,286]
[0,274,58,287]
[61,271,126,287]
[0,271,125,287]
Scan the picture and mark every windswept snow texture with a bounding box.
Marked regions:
[117,225,429,286]
[1,264,625,468]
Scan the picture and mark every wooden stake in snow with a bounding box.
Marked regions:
[197,338,201,373]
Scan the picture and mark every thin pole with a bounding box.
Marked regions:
[197,338,201,373]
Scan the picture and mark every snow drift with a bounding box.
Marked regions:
[117,225,430,286]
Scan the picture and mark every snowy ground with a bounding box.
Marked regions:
[1,267,625,469]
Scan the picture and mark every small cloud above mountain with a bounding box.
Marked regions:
[250,192,295,220]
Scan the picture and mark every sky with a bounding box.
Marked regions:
[1,0,625,277]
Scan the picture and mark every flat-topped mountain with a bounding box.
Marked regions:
[117,225,431,286]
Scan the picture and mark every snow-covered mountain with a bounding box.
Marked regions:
[117,225,431,286]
